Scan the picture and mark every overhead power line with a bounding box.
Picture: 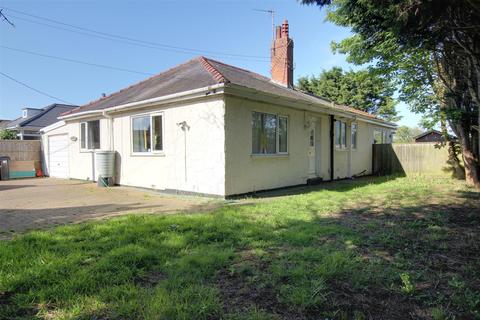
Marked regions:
[0,8,14,27]
[0,45,155,75]
[2,7,270,62]
[0,71,72,104]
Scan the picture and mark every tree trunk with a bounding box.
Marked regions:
[441,118,465,179]
[457,125,480,188]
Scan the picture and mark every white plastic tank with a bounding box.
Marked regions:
[95,150,115,178]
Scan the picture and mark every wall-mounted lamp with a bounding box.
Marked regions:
[176,121,190,131]
[70,136,78,142]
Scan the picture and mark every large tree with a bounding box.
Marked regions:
[393,126,423,143]
[297,67,399,121]
[301,0,480,187]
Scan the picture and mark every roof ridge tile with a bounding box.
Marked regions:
[199,56,229,83]
[204,57,272,82]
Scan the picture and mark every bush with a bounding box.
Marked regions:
[0,129,18,140]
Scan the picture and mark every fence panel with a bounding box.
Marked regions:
[0,140,42,178]
[373,143,452,176]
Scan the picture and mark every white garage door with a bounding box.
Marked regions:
[48,134,69,178]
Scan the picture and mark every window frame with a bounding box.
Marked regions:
[79,120,100,151]
[251,111,289,156]
[351,122,358,150]
[335,120,348,150]
[130,112,165,156]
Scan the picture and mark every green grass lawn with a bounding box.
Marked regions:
[1,176,479,320]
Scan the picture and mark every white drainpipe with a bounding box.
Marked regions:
[102,110,114,151]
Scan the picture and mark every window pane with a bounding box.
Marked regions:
[263,113,277,154]
[80,123,86,149]
[132,116,151,152]
[279,116,288,153]
[152,115,163,151]
[351,123,357,149]
[335,121,341,147]
[87,120,100,149]
[374,130,382,144]
[341,122,346,148]
[252,112,262,154]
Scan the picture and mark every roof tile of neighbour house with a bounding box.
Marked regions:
[8,104,77,130]
[0,119,11,129]
[62,56,387,122]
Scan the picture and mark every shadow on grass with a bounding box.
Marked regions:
[230,175,402,199]
[0,179,479,320]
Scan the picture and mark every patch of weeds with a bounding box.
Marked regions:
[431,306,447,320]
[400,272,415,295]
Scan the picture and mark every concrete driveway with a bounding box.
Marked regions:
[0,178,220,239]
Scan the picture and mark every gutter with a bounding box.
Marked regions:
[56,81,396,129]
[40,120,66,134]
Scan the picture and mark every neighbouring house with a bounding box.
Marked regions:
[41,20,396,197]
[414,130,454,143]
[0,119,11,131]
[6,104,77,140]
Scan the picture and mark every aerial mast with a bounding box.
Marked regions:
[253,9,275,41]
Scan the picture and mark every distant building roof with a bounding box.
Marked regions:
[414,130,456,143]
[7,104,77,130]
[0,119,11,130]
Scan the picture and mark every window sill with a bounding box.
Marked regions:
[251,153,289,158]
[130,152,165,157]
[334,147,350,152]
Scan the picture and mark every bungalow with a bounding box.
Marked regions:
[41,20,396,197]
[6,104,76,140]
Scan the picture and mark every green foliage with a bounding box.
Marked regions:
[0,129,18,140]
[0,177,478,319]
[393,126,423,143]
[300,0,480,184]
[297,67,400,121]
[400,272,415,295]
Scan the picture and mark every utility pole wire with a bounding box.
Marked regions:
[8,13,269,63]
[2,7,269,60]
[0,71,72,104]
[0,8,15,27]
[0,45,155,75]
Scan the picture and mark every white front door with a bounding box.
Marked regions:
[48,134,69,178]
[308,126,316,175]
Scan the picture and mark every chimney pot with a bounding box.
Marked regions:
[281,20,289,37]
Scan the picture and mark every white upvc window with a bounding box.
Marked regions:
[252,112,288,155]
[80,120,100,150]
[335,120,347,149]
[351,123,358,149]
[131,113,164,154]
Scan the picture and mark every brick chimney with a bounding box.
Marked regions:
[271,20,294,88]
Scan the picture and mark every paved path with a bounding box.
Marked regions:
[0,178,220,239]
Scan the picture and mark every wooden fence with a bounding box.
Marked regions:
[0,140,42,178]
[373,143,454,176]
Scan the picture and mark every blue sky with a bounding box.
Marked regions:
[0,0,421,127]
